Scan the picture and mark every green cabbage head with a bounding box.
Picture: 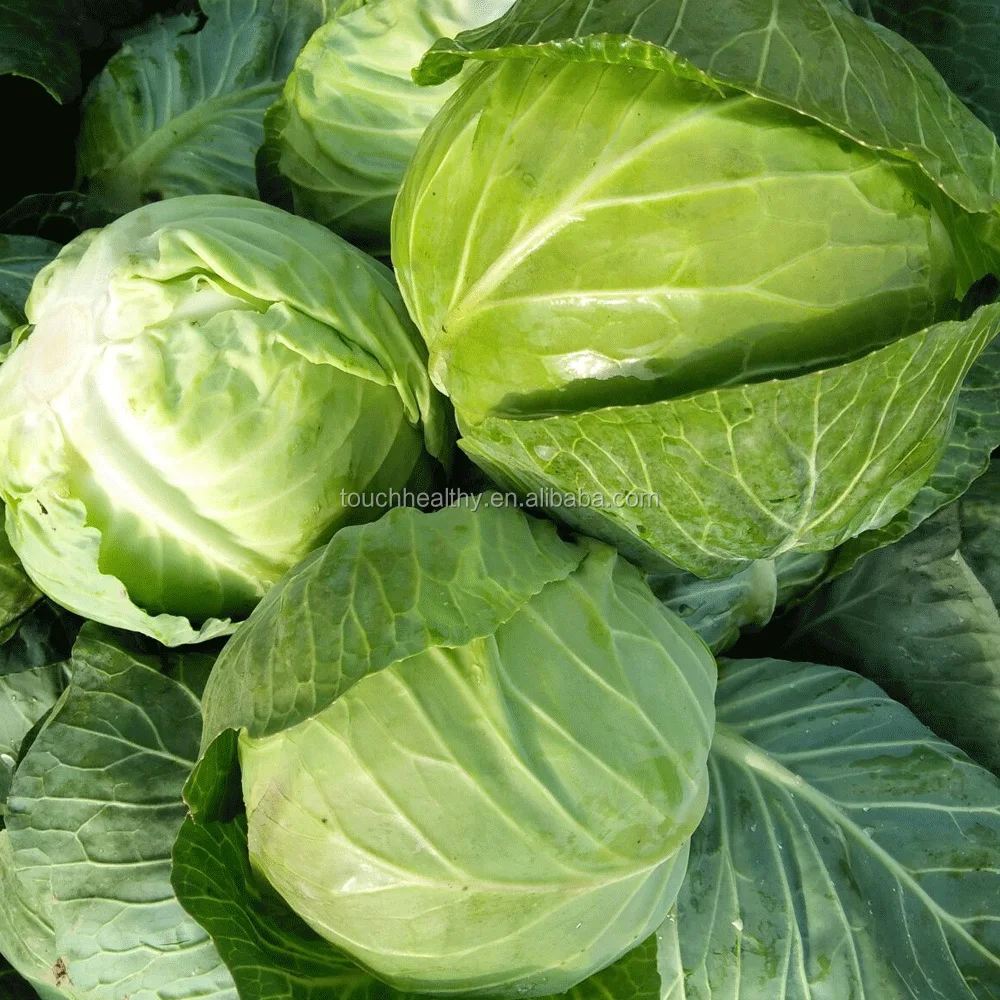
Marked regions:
[0,195,450,645]
[260,0,513,253]
[199,502,717,996]
[394,0,1000,579]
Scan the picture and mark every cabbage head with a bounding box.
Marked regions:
[394,0,1000,579]
[0,195,450,645]
[197,501,717,997]
[260,0,514,253]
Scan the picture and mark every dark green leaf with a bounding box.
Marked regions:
[959,459,1000,606]
[77,0,334,214]
[0,0,83,102]
[0,234,59,344]
[0,193,114,243]
[0,602,81,678]
[849,0,1000,137]
[567,936,659,1000]
[172,815,390,1000]
[779,504,1000,774]
[0,665,64,819]
[661,657,1000,999]
[649,560,777,654]
[3,624,235,997]
[183,729,242,824]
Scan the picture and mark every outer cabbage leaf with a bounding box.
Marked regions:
[260,0,512,253]
[0,193,115,244]
[0,498,38,640]
[649,560,778,654]
[955,457,1000,607]
[2,624,237,1000]
[0,0,82,102]
[831,326,1000,575]
[199,500,583,747]
[0,666,64,820]
[773,550,836,608]
[776,460,1000,776]
[714,327,1000,610]
[76,0,334,215]
[0,602,80,678]
[414,0,1000,217]
[659,657,1000,999]
[0,829,81,999]
[459,305,999,578]
[784,510,1000,775]
[845,0,1000,138]
[0,196,447,645]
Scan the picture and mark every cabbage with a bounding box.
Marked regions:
[394,0,1000,578]
[260,0,514,253]
[0,195,449,644]
[199,502,717,995]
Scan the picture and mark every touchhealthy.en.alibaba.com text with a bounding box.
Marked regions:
[339,488,662,513]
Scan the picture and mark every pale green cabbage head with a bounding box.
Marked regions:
[0,195,450,645]
[400,59,965,422]
[200,503,717,997]
[260,0,514,253]
[394,16,1000,580]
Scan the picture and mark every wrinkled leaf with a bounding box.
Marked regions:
[462,306,998,577]
[832,327,1000,575]
[3,624,236,999]
[0,195,448,647]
